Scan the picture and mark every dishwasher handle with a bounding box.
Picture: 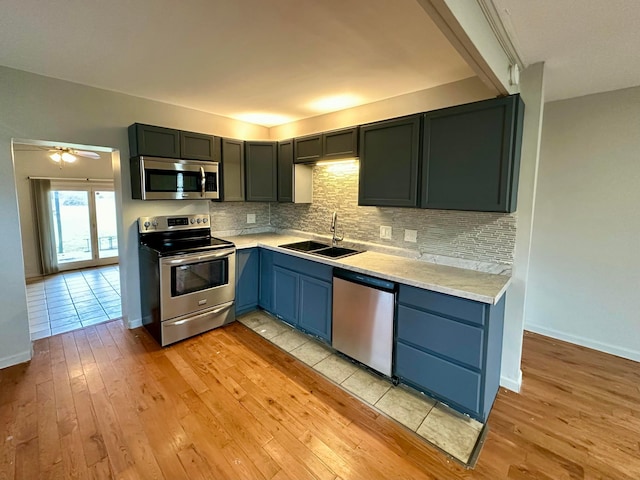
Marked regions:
[333,268,396,292]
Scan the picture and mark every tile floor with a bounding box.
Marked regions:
[26,265,122,340]
[238,310,485,465]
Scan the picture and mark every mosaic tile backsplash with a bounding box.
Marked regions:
[210,162,517,267]
[209,201,270,234]
[271,163,516,266]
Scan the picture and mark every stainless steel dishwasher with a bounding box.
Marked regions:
[332,269,396,377]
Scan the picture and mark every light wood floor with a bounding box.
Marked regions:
[1,320,639,479]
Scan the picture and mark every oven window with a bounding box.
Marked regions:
[171,258,228,296]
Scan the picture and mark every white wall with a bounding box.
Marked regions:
[270,76,493,139]
[526,86,640,361]
[501,62,545,391]
[14,149,115,278]
[0,65,268,368]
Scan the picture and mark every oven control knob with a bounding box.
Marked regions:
[143,221,150,229]
[190,218,195,224]
[203,218,208,224]
[197,218,202,224]
[151,219,158,227]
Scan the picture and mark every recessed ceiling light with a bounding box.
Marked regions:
[235,112,293,127]
[307,94,362,113]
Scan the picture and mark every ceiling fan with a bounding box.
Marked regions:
[48,146,101,164]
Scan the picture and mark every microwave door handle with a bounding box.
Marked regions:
[200,166,206,197]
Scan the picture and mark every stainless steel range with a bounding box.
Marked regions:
[137,214,235,346]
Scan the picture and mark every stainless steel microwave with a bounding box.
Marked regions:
[131,156,220,200]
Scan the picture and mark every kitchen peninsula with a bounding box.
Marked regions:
[226,232,509,423]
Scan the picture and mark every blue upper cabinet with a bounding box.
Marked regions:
[245,141,278,202]
[277,140,294,203]
[358,115,422,207]
[180,130,219,161]
[294,134,322,164]
[128,123,181,158]
[421,94,524,213]
[128,123,219,162]
[294,127,359,164]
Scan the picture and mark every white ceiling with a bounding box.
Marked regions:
[4,1,637,122]
[0,0,475,127]
[493,0,640,101]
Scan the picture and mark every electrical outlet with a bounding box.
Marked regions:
[247,213,256,224]
[380,225,392,240]
[404,229,418,243]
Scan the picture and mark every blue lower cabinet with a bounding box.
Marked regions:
[396,342,481,414]
[258,249,274,311]
[273,266,299,325]
[235,248,260,315]
[299,276,331,341]
[269,252,333,342]
[394,283,506,422]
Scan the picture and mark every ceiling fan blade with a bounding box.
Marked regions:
[74,150,101,159]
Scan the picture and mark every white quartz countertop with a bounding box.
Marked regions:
[222,233,510,305]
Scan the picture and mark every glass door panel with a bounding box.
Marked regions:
[95,190,118,259]
[50,190,93,264]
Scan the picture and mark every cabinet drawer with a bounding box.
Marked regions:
[272,252,332,281]
[397,305,483,369]
[398,284,485,326]
[395,342,481,413]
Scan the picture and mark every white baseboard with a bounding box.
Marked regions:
[0,349,32,369]
[126,317,142,329]
[500,369,522,393]
[526,323,640,363]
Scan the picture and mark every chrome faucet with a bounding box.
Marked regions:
[330,211,344,246]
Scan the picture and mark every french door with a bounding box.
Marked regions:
[50,181,118,271]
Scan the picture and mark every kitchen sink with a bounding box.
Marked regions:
[279,241,363,259]
[312,246,362,259]
[279,240,331,252]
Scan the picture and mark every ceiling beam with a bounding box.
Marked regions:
[416,0,518,96]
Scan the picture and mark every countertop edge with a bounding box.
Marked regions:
[230,237,510,305]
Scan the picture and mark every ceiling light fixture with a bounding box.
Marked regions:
[48,147,100,167]
[49,148,77,165]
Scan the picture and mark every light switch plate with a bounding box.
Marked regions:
[247,213,256,224]
[404,229,418,243]
[380,225,392,240]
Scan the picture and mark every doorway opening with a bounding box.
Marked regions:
[13,139,124,339]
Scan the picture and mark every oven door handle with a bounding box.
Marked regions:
[200,166,206,197]
[166,301,235,326]
[162,247,235,266]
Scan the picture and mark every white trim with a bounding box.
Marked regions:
[476,0,525,69]
[126,316,142,329]
[500,369,522,393]
[0,349,32,369]
[526,324,640,363]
